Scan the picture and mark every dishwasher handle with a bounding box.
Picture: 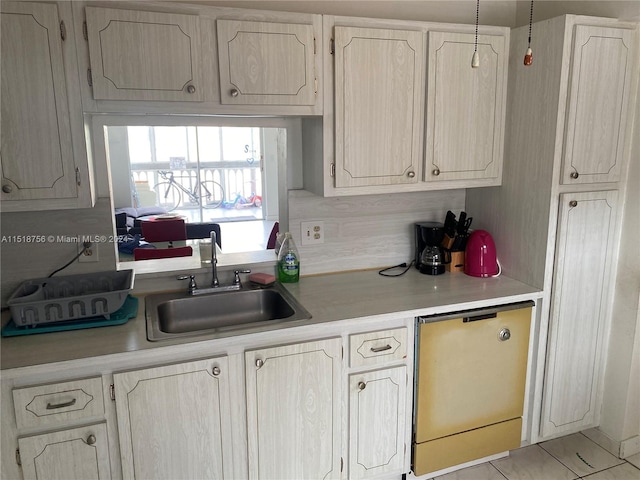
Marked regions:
[463,312,497,323]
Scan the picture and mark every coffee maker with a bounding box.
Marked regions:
[415,222,447,275]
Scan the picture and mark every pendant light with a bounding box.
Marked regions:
[471,0,480,68]
[524,0,534,66]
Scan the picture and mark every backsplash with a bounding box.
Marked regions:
[1,198,117,305]
[288,189,466,275]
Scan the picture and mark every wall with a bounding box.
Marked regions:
[0,197,119,304]
[288,189,465,275]
[515,1,640,26]
[200,0,517,26]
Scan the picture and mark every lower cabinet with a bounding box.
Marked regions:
[245,338,343,480]
[18,424,110,480]
[349,366,407,479]
[113,357,233,480]
[540,190,619,438]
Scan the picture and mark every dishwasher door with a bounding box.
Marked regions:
[413,302,533,474]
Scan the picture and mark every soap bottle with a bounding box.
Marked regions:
[277,232,300,283]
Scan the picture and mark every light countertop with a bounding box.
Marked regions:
[1,268,541,371]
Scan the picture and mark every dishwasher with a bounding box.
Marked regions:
[412,301,534,475]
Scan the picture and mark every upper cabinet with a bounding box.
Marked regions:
[0,1,94,212]
[85,7,203,102]
[333,26,424,188]
[561,25,635,185]
[216,19,317,105]
[303,17,509,198]
[425,31,506,184]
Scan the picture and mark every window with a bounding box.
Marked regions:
[125,126,264,222]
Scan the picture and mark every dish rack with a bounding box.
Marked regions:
[7,270,135,327]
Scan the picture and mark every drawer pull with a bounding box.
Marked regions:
[46,398,76,410]
[370,344,392,353]
[86,434,96,445]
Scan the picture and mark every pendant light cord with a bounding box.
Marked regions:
[471,0,480,67]
[527,0,534,47]
[524,0,534,66]
[474,0,479,53]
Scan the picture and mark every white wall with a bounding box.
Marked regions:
[202,0,518,26]
[515,1,640,26]
[288,189,466,275]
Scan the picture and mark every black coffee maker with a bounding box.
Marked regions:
[415,222,447,275]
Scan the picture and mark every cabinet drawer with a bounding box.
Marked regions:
[349,327,407,368]
[13,377,104,429]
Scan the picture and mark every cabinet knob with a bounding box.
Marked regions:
[186,84,196,94]
[569,200,578,207]
[255,358,264,368]
[2,184,12,193]
[357,381,366,391]
[498,328,511,341]
[86,435,96,445]
[570,171,579,179]
[407,171,415,178]
[230,88,239,98]
[212,366,221,376]
[432,168,440,176]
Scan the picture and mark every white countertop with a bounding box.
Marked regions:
[0,268,541,371]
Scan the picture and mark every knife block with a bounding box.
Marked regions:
[446,251,465,273]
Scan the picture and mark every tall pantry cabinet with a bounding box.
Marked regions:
[466,15,638,441]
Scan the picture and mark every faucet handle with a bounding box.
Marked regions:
[233,269,251,285]
[177,274,198,294]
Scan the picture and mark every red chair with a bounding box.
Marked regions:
[140,218,187,244]
[133,246,193,260]
[134,218,193,260]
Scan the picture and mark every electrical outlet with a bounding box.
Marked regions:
[301,221,324,245]
[78,242,99,263]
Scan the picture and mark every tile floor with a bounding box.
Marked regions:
[432,433,640,480]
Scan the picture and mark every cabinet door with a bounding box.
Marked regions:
[334,26,424,188]
[349,366,407,479]
[425,31,506,183]
[246,338,342,480]
[0,2,78,202]
[85,7,203,101]
[217,19,316,105]
[114,357,232,480]
[561,26,635,185]
[541,191,618,438]
[18,423,110,480]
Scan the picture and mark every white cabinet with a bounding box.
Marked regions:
[245,338,342,480]
[18,424,111,480]
[333,25,424,188]
[561,25,635,185]
[425,31,506,184]
[540,191,619,437]
[113,357,233,480]
[348,366,407,479]
[0,1,93,211]
[85,6,203,101]
[217,19,317,106]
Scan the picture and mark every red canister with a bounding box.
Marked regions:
[464,230,499,277]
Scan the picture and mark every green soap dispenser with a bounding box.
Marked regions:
[277,232,300,283]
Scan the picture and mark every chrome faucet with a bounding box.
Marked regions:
[176,231,251,295]
[211,230,219,287]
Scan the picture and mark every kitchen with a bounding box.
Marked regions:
[1,1,639,479]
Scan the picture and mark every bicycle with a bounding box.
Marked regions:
[152,170,224,212]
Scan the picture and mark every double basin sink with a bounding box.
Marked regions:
[146,283,311,341]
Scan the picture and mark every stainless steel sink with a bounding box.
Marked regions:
[146,283,311,341]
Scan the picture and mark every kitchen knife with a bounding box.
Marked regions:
[444,211,457,237]
[456,212,467,235]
